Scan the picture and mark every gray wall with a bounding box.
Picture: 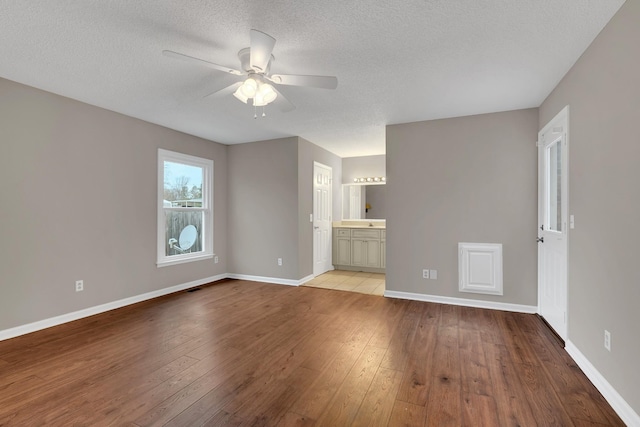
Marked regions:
[386,109,539,305]
[0,77,228,331]
[539,0,640,414]
[342,155,386,183]
[227,137,300,280]
[227,137,342,281]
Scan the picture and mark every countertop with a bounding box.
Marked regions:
[332,221,386,229]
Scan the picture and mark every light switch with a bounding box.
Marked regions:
[570,215,575,229]
[310,213,313,222]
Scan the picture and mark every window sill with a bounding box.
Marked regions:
[157,253,214,268]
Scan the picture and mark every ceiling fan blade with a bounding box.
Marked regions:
[249,29,276,72]
[272,87,296,112]
[163,50,244,76]
[269,74,338,90]
[203,82,242,98]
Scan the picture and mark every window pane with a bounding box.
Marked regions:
[164,210,203,256]
[547,140,562,232]
[163,161,203,207]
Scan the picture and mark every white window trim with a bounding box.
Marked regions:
[157,149,214,267]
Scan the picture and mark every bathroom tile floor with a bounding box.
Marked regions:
[303,270,385,296]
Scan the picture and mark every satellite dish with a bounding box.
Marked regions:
[168,225,198,253]
[178,225,197,251]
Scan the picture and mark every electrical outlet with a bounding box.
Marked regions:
[430,269,438,280]
[604,330,611,351]
[75,280,84,292]
[278,258,283,266]
[214,256,219,264]
[422,269,429,279]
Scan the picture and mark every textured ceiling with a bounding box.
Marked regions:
[0,1,625,157]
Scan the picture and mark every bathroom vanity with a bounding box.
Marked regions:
[332,221,386,273]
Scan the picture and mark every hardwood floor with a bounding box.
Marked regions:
[0,279,624,426]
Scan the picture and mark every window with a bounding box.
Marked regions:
[546,138,562,232]
[157,149,213,267]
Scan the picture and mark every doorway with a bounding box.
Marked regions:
[313,162,332,276]
[304,271,385,295]
[538,106,569,340]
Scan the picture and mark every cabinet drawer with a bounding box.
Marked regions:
[351,229,380,239]
[335,228,350,237]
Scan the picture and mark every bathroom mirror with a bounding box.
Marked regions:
[342,183,386,220]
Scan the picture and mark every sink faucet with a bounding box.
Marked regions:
[369,222,374,227]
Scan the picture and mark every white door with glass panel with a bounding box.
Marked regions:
[538,107,569,340]
[313,162,332,276]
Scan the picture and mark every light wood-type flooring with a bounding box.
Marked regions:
[303,270,385,295]
[0,279,624,426]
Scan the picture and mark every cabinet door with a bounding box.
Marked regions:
[365,239,380,268]
[380,240,386,268]
[351,239,366,266]
[336,238,351,265]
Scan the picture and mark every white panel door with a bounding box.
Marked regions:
[313,162,332,276]
[538,107,569,340]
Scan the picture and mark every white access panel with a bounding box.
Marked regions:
[459,242,503,295]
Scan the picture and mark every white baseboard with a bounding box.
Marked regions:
[383,290,537,314]
[0,272,320,342]
[565,340,639,426]
[226,273,312,287]
[299,274,315,285]
[0,274,227,342]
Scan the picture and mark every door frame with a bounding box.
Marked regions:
[537,105,570,340]
[313,161,333,277]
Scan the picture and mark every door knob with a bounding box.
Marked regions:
[537,237,544,243]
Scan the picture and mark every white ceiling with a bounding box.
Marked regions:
[0,1,625,158]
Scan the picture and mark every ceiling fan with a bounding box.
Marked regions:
[163,29,338,116]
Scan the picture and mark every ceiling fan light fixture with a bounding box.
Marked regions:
[244,81,278,107]
[253,91,266,107]
[233,87,249,103]
[164,29,338,116]
[239,77,258,98]
[259,83,278,104]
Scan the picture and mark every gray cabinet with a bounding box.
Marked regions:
[381,230,386,269]
[335,228,351,266]
[333,227,385,272]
